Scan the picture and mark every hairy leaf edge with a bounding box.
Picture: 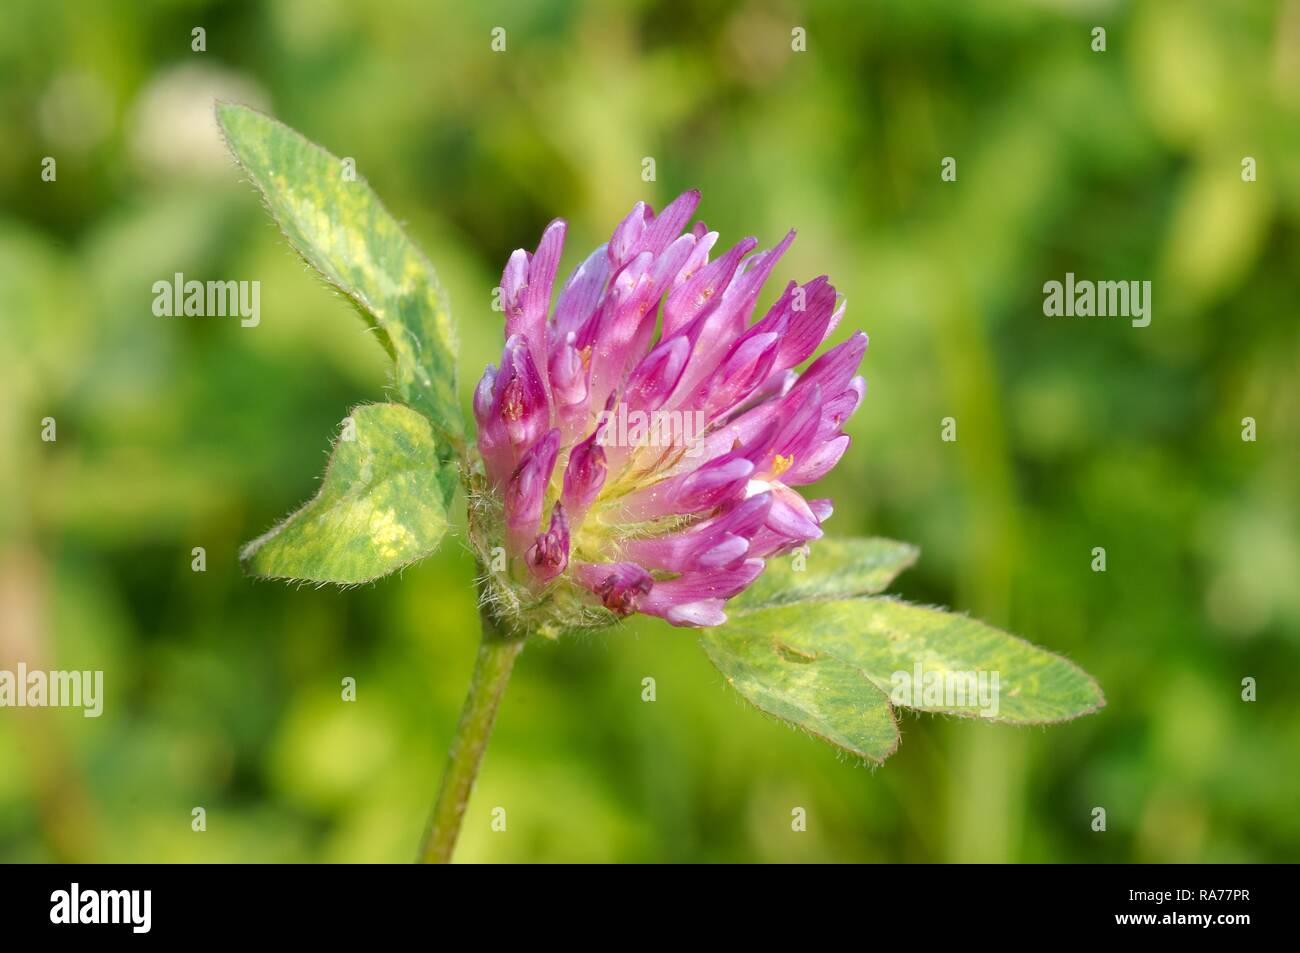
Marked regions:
[213,100,464,448]
[728,538,921,614]
[802,595,1108,726]
[239,402,450,587]
[699,632,902,765]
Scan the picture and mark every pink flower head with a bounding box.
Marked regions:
[473,191,866,628]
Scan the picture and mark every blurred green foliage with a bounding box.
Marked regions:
[1,0,1297,863]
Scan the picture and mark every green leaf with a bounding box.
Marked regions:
[241,403,450,585]
[731,537,919,611]
[750,598,1105,725]
[700,619,899,764]
[215,102,462,445]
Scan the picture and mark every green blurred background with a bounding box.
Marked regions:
[2,0,1297,863]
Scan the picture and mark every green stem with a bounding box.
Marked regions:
[418,602,523,864]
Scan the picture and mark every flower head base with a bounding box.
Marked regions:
[470,191,866,631]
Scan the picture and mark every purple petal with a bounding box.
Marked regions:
[608,202,649,270]
[668,231,718,298]
[622,492,773,572]
[491,336,551,464]
[719,229,796,330]
[624,335,691,413]
[639,558,765,627]
[661,237,757,341]
[553,244,610,342]
[474,364,514,486]
[499,249,529,327]
[502,221,566,402]
[525,502,570,583]
[525,220,566,320]
[796,330,868,398]
[807,498,834,522]
[651,234,697,295]
[747,485,825,557]
[787,433,850,485]
[574,561,655,616]
[636,190,700,258]
[582,252,659,410]
[619,450,756,520]
[820,375,865,427]
[548,336,588,409]
[759,277,840,377]
[561,425,608,523]
[663,600,727,626]
[754,384,824,480]
[765,488,823,538]
[697,327,784,418]
[505,429,560,555]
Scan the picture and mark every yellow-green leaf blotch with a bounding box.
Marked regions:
[701,617,900,763]
[215,102,462,447]
[759,598,1105,725]
[701,537,1102,762]
[731,536,919,611]
[241,403,450,585]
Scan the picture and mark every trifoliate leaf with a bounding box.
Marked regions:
[731,537,918,611]
[701,615,900,763]
[747,598,1105,725]
[215,102,463,446]
[241,403,450,585]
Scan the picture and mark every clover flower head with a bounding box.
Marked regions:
[471,190,867,630]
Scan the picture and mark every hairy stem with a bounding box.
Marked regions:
[418,600,523,863]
